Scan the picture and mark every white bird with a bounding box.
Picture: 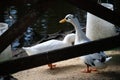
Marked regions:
[59,14,112,73]
[22,33,75,69]
[86,3,119,41]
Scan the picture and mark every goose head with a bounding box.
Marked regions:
[59,14,76,24]
[59,14,89,45]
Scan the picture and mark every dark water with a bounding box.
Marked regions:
[4,1,87,50]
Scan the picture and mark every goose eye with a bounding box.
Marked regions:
[92,59,96,61]
[66,17,70,20]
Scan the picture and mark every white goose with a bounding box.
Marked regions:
[59,14,112,73]
[22,33,75,69]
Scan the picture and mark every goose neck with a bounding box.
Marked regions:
[71,19,88,41]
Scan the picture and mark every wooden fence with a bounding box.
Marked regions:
[0,0,120,76]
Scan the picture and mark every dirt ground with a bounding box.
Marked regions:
[12,50,120,80]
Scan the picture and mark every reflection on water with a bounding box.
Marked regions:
[4,6,19,50]
[4,6,17,27]
[23,27,34,46]
[3,1,86,50]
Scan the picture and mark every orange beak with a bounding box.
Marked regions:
[59,18,66,23]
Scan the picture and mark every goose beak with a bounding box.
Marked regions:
[59,18,66,23]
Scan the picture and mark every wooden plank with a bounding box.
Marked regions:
[0,34,120,75]
[68,0,120,27]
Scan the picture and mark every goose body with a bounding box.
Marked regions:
[86,3,119,41]
[60,14,112,73]
[80,52,112,69]
[23,33,75,55]
[23,33,75,69]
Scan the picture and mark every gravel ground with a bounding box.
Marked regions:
[12,50,120,80]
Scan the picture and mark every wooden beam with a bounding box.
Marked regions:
[0,34,120,75]
[68,0,120,27]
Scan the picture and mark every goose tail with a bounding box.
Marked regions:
[105,56,112,62]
